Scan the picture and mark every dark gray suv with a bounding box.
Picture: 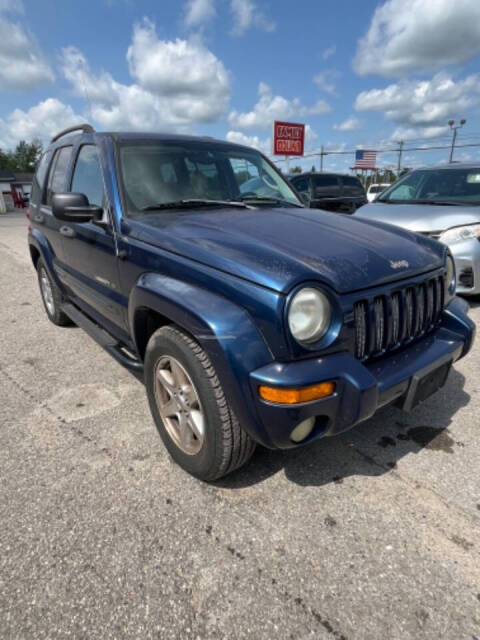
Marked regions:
[289,172,367,213]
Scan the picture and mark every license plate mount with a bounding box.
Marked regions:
[401,360,452,412]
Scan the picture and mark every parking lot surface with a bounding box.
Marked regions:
[1,212,480,639]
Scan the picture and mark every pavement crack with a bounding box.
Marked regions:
[203,524,348,639]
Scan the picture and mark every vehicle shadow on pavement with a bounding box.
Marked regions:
[217,368,469,489]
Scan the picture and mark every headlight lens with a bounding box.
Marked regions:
[288,287,332,343]
[439,224,480,245]
[446,254,456,297]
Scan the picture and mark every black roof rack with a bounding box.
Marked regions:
[50,124,95,143]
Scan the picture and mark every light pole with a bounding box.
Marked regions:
[448,119,466,163]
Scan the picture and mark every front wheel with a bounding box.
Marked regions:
[145,326,256,481]
[37,259,72,326]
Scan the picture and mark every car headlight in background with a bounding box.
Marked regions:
[288,287,332,343]
[439,224,480,245]
[446,254,456,298]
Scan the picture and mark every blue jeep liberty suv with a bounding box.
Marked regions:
[28,124,475,481]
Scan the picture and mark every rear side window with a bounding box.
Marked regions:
[291,176,309,193]
[30,151,52,205]
[312,175,339,197]
[342,176,365,196]
[45,146,73,206]
[35,152,52,189]
[71,145,104,207]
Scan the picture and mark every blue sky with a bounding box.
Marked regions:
[1,0,480,172]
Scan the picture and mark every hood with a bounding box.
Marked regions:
[127,207,445,294]
[356,202,480,233]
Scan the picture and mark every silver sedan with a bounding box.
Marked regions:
[355,164,480,295]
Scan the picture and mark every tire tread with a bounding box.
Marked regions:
[154,325,255,480]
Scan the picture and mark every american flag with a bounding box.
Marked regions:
[354,149,377,169]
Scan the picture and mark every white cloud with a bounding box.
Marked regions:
[355,73,480,138]
[354,0,480,77]
[61,19,231,131]
[184,0,216,28]
[389,125,449,141]
[321,45,336,61]
[0,98,83,148]
[334,117,361,131]
[228,82,330,130]
[0,0,54,89]
[127,19,229,108]
[314,70,339,95]
[230,0,275,35]
[226,130,271,154]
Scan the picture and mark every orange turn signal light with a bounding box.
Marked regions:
[258,381,336,405]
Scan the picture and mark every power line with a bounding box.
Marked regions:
[271,140,480,164]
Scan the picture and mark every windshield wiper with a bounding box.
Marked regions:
[410,200,471,206]
[238,195,303,208]
[375,198,469,206]
[140,199,251,212]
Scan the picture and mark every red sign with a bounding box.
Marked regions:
[273,120,305,156]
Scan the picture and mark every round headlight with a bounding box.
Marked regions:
[446,254,456,297]
[288,288,332,344]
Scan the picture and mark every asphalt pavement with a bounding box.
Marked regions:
[1,212,479,639]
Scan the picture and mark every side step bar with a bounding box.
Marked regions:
[61,303,144,377]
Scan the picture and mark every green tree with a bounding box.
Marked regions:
[9,139,43,172]
[0,148,10,170]
[290,166,302,174]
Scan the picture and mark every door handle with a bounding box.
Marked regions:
[60,225,75,238]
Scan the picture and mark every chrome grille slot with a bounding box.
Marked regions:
[426,280,434,325]
[373,297,385,353]
[353,273,446,362]
[416,284,426,335]
[391,293,401,345]
[404,288,414,340]
[354,301,368,360]
[434,277,443,321]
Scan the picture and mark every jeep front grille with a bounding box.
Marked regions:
[353,275,445,361]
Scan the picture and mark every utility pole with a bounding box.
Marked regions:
[396,140,404,174]
[319,145,324,172]
[448,119,466,163]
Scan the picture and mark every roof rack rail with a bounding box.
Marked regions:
[50,124,95,143]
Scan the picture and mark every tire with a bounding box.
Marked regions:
[37,258,72,326]
[145,325,256,481]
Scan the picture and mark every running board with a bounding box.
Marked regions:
[61,303,144,377]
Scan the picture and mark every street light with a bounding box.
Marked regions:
[448,119,466,163]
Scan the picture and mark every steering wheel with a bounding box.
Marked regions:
[261,174,276,189]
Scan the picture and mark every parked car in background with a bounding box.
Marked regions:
[355,164,480,296]
[367,182,390,202]
[289,172,367,213]
[28,127,474,481]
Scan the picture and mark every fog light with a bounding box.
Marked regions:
[290,417,315,443]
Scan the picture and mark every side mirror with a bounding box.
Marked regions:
[300,192,311,206]
[51,192,102,223]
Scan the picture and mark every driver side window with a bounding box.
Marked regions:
[71,145,104,207]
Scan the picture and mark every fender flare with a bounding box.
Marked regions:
[28,229,65,292]
[129,272,275,446]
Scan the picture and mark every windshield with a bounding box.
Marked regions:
[378,168,480,205]
[118,141,302,212]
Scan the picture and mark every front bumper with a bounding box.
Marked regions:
[248,297,475,449]
[449,237,480,295]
